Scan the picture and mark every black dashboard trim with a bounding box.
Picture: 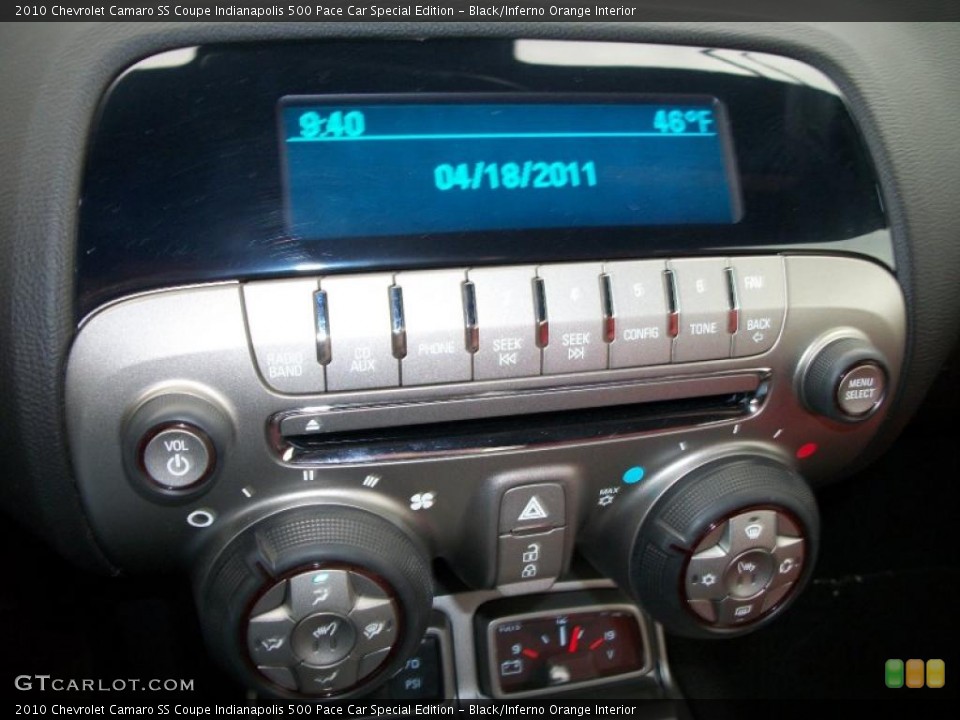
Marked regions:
[2,22,960,572]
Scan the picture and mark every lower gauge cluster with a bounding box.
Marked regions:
[483,604,649,697]
[356,587,664,701]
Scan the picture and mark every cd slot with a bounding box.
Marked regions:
[278,376,763,465]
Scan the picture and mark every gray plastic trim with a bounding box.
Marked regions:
[431,579,667,701]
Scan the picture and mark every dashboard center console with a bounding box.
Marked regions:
[64,39,904,699]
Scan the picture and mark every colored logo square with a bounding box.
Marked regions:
[926,659,945,689]
[906,659,925,688]
[885,659,904,688]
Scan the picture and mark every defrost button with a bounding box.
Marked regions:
[727,510,778,554]
[717,596,764,625]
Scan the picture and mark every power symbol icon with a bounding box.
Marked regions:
[167,453,192,477]
[140,424,214,491]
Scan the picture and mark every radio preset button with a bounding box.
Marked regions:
[322,274,399,391]
[603,260,671,368]
[669,258,733,363]
[244,279,326,393]
[538,263,607,375]
[395,269,472,386]
[730,256,785,357]
[468,266,540,380]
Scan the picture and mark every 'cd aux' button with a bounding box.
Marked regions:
[322,274,399,391]
[468,266,540,380]
[538,263,606,375]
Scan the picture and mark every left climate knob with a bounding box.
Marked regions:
[194,505,433,698]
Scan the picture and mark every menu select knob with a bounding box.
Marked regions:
[802,338,888,421]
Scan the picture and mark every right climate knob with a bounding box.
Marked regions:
[801,337,888,421]
[626,457,819,638]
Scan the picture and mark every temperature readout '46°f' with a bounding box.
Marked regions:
[281,99,740,239]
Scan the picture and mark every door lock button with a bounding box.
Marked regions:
[140,423,214,490]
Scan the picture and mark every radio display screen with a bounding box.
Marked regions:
[280,96,742,240]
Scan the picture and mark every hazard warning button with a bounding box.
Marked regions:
[499,484,566,534]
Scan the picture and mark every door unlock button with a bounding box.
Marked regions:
[496,528,565,586]
[141,424,215,490]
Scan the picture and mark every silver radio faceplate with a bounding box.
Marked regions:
[66,255,904,578]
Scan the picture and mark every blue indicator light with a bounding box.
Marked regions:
[623,466,645,484]
[312,573,330,584]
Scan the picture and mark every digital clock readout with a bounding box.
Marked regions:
[281,99,739,239]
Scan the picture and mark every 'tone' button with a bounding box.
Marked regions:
[141,424,214,490]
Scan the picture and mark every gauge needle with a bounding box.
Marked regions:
[589,638,605,651]
[522,649,539,659]
[568,626,583,653]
